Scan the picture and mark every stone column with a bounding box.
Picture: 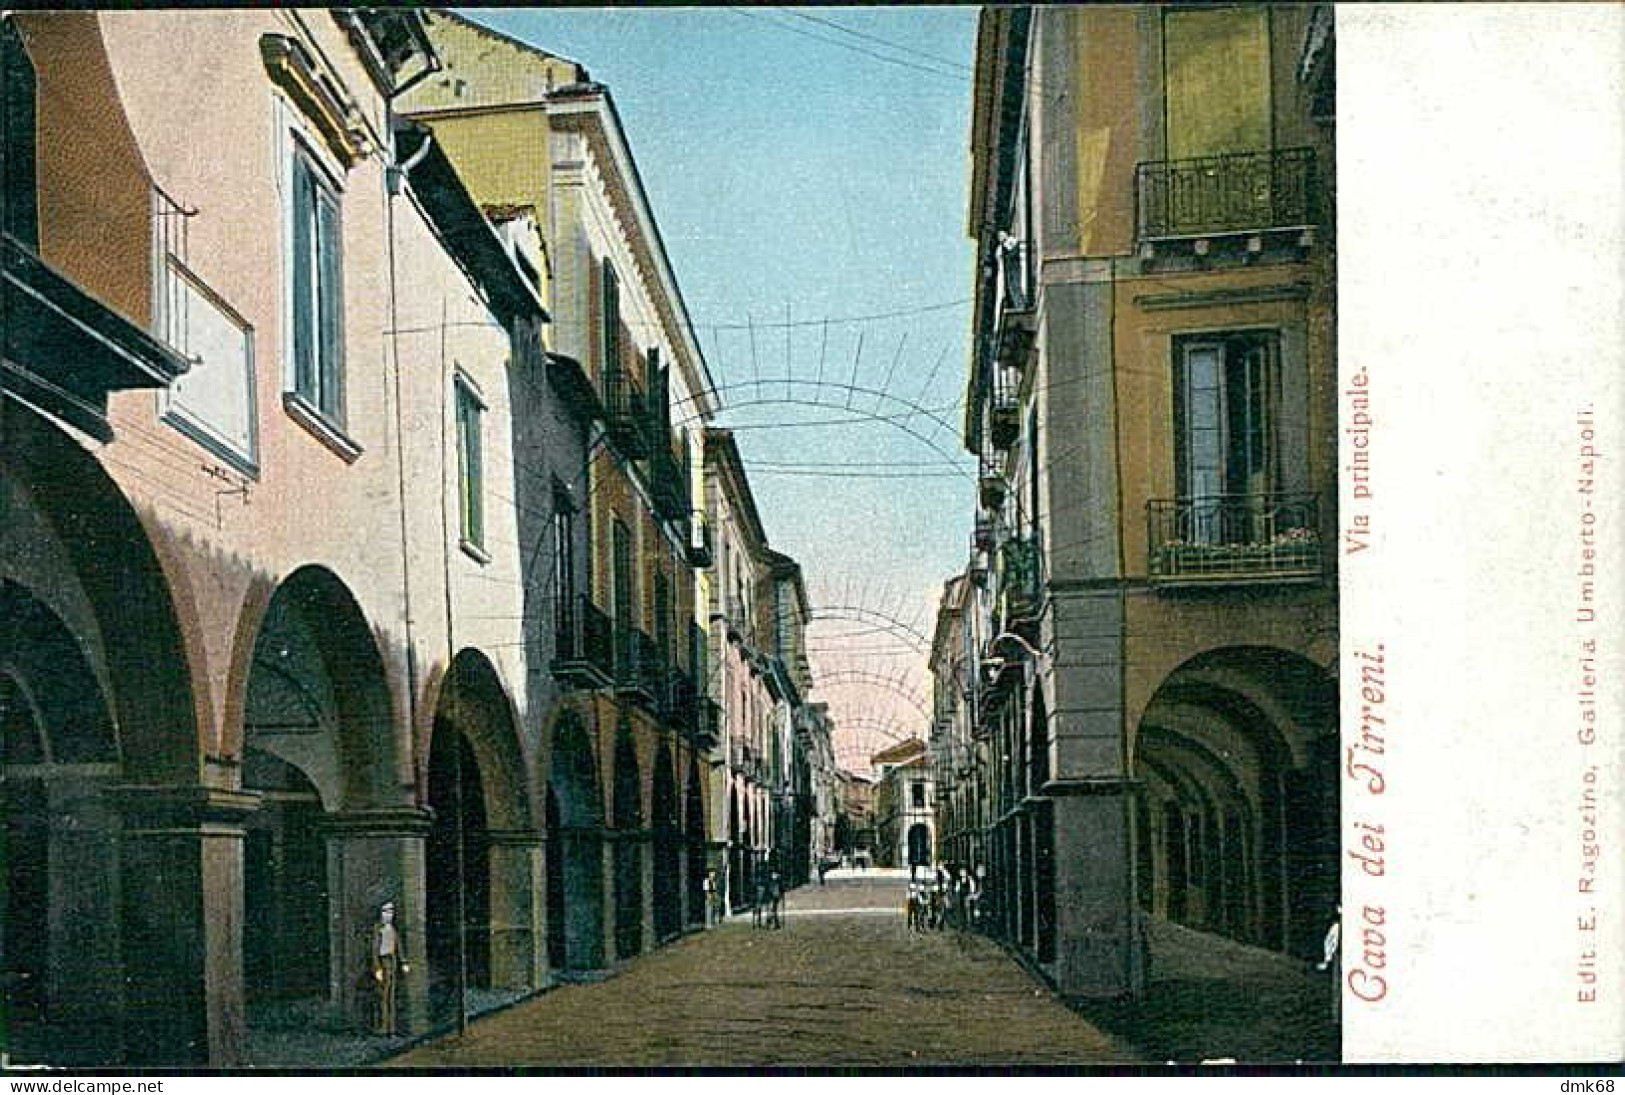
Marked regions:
[485,830,545,990]
[320,809,431,1035]
[44,773,124,1065]
[637,832,655,950]
[116,784,260,1068]
[1049,784,1142,1001]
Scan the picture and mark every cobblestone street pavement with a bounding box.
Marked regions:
[389,874,1139,1067]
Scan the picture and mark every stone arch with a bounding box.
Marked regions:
[907,822,932,868]
[425,648,537,1009]
[728,784,743,912]
[684,755,707,927]
[2,404,200,783]
[651,742,681,941]
[238,564,405,1026]
[242,565,401,812]
[0,580,123,1064]
[1132,645,1337,956]
[546,707,605,974]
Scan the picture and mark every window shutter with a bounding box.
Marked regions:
[316,189,343,419]
[291,164,317,404]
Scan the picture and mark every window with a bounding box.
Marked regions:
[290,148,344,421]
[911,782,926,810]
[653,570,671,669]
[1162,7,1272,160]
[551,479,576,635]
[1176,332,1278,500]
[612,518,634,658]
[600,259,620,375]
[454,374,485,553]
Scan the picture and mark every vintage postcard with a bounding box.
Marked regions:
[0,3,1616,1074]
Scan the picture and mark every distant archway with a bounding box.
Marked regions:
[651,744,681,941]
[684,757,707,927]
[546,710,604,973]
[240,565,399,1021]
[0,581,121,1064]
[907,822,932,868]
[611,721,643,960]
[1132,647,1337,955]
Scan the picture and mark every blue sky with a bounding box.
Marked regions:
[463,7,979,770]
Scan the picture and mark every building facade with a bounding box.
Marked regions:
[401,10,724,973]
[0,7,758,1068]
[956,4,1338,1000]
[870,739,935,870]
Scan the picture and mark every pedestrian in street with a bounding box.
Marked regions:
[369,900,410,1036]
[752,870,768,929]
[767,869,784,929]
[1317,905,1342,1023]
[965,867,982,929]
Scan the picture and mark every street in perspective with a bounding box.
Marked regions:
[0,4,1340,1071]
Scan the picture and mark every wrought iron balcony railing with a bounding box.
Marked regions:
[603,367,650,458]
[552,593,616,689]
[687,510,714,569]
[1136,147,1316,242]
[2,233,189,443]
[996,535,1044,629]
[650,439,690,520]
[988,364,1021,450]
[1147,492,1322,585]
[665,668,698,735]
[616,625,661,704]
[697,699,723,749]
[994,238,1037,371]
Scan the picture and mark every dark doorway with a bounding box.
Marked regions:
[651,746,681,941]
[612,725,643,960]
[684,759,706,927]
[907,822,931,868]
[544,788,566,970]
[242,749,329,1005]
[426,722,491,1014]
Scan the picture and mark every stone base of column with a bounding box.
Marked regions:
[116,784,261,1068]
[1047,780,1144,1002]
[319,809,432,1037]
[486,830,545,991]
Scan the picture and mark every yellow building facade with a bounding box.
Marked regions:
[960,4,1338,1004]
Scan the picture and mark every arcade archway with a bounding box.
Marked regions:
[546,710,604,974]
[651,744,681,941]
[1132,647,1337,956]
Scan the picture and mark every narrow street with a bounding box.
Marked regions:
[390,873,1138,1068]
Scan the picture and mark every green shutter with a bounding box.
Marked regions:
[316,189,343,419]
[291,163,316,403]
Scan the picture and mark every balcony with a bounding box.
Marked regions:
[1147,492,1322,586]
[988,365,1021,450]
[663,668,696,733]
[696,699,722,750]
[994,239,1036,371]
[973,512,996,552]
[603,367,649,458]
[616,625,661,706]
[996,536,1043,635]
[1136,147,1316,246]
[551,594,615,689]
[2,234,189,442]
[978,449,1007,510]
[687,510,714,569]
[650,439,690,521]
